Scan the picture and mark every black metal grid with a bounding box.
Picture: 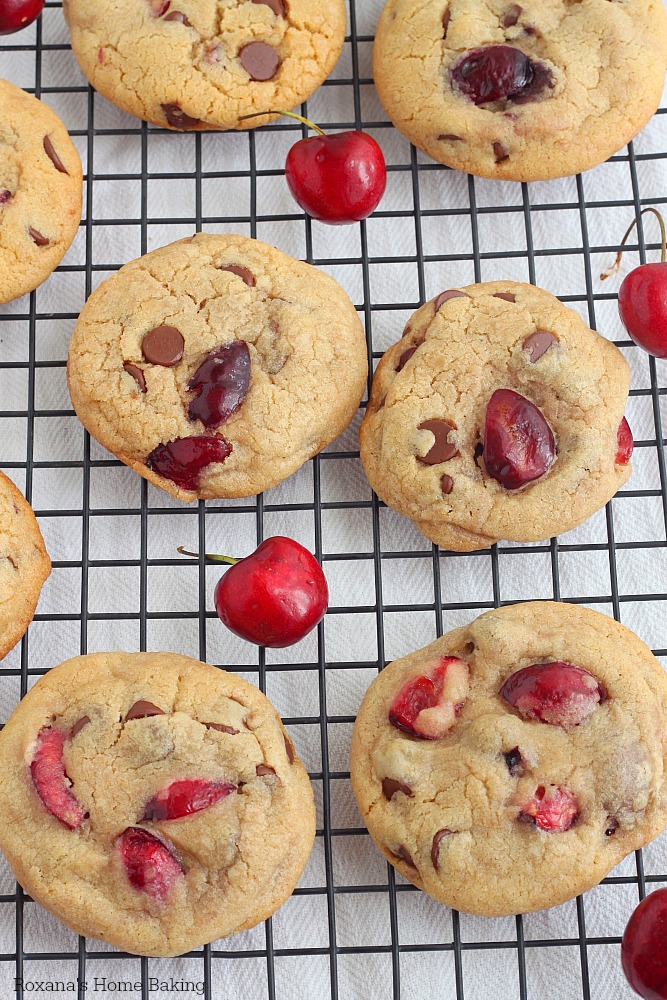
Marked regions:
[1,1,667,997]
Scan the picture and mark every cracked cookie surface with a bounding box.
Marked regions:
[63,0,346,130]
[372,0,667,181]
[0,651,315,957]
[0,79,82,304]
[351,601,667,916]
[67,233,368,501]
[0,471,50,661]
[360,280,631,551]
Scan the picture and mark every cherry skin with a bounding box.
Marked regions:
[212,537,329,647]
[618,262,667,359]
[285,130,387,225]
[0,0,44,34]
[622,889,667,999]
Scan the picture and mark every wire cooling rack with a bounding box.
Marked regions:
[1,1,667,998]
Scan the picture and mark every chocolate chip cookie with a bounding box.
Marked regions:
[0,651,315,956]
[351,602,667,917]
[67,233,367,501]
[0,471,50,661]
[63,0,346,131]
[0,79,82,304]
[360,281,631,552]
[373,0,667,181]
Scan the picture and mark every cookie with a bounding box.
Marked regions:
[0,79,82,304]
[360,281,631,552]
[63,0,346,131]
[351,602,667,917]
[67,233,367,501]
[0,651,315,957]
[0,472,50,661]
[372,0,667,181]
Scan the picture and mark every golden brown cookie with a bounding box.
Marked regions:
[351,602,667,917]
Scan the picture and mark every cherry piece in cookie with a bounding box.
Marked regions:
[483,388,555,490]
[622,888,667,999]
[451,46,553,106]
[388,656,469,740]
[148,0,170,14]
[500,661,606,728]
[0,0,44,34]
[118,827,183,900]
[142,779,236,821]
[30,728,85,830]
[187,341,251,429]
[252,0,286,13]
[616,417,634,465]
[0,190,11,205]
[147,436,232,491]
[518,785,579,832]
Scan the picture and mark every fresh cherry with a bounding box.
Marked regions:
[483,388,555,489]
[617,416,634,465]
[147,436,232,491]
[142,778,236,821]
[500,661,606,729]
[30,727,85,830]
[622,888,667,999]
[178,536,329,647]
[0,0,44,34]
[187,341,251,429]
[518,785,579,832]
[241,111,386,225]
[451,45,552,105]
[118,827,183,900]
[388,656,469,740]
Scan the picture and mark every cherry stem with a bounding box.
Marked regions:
[600,207,667,280]
[237,110,326,136]
[177,546,239,565]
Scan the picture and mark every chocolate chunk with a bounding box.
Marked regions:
[474,442,484,467]
[29,227,49,247]
[256,764,276,776]
[493,142,510,163]
[284,733,295,764]
[442,8,450,37]
[0,190,11,205]
[501,4,522,28]
[396,845,417,868]
[149,0,170,13]
[71,716,91,738]
[142,325,185,367]
[164,10,191,23]
[161,103,201,129]
[239,41,281,81]
[523,329,558,362]
[431,828,452,868]
[494,292,515,302]
[397,346,417,372]
[382,777,414,801]
[435,289,467,310]
[464,641,475,653]
[252,0,287,14]
[504,746,525,777]
[6,555,18,571]
[438,134,463,141]
[43,136,68,174]
[605,817,620,837]
[125,700,165,721]
[123,362,147,393]
[204,722,240,735]
[441,474,454,495]
[417,419,458,465]
[220,264,255,287]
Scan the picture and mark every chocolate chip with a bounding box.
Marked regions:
[504,746,525,777]
[382,777,414,801]
[493,142,510,163]
[284,733,295,764]
[161,103,201,129]
[204,722,240,735]
[0,190,11,205]
[252,0,287,14]
[43,136,68,174]
[220,264,255,287]
[442,7,450,37]
[164,10,191,23]
[605,817,620,837]
[71,716,91,738]
[29,227,49,247]
[435,289,467,310]
[438,134,463,141]
[464,641,475,653]
[256,764,276,776]
[417,419,458,465]
[523,330,558,362]
[123,362,147,393]
[125,700,165,721]
[431,828,452,868]
[441,474,454,495]
[396,845,417,868]
[473,442,484,467]
[6,555,18,571]
[501,4,522,27]
[142,325,185,367]
[239,41,281,81]
[397,346,417,372]
[494,292,515,302]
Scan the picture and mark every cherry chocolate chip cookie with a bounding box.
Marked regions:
[0,651,315,957]
[372,0,667,181]
[351,602,667,916]
[360,281,632,551]
[67,233,367,501]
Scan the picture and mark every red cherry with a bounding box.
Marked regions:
[500,661,606,729]
[451,46,553,106]
[518,785,579,832]
[30,728,86,830]
[622,889,667,999]
[388,656,470,740]
[117,827,183,900]
[142,778,236,821]
[619,264,667,359]
[483,388,555,489]
[617,416,634,465]
[0,0,44,34]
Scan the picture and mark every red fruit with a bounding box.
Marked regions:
[451,45,552,105]
[518,785,579,832]
[285,130,386,225]
[622,889,667,999]
[187,341,251,429]
[388,656,469,740]
[142,779,236,821]
[483,388,555,490]
[30,728,85,830]
[118,827,183,900]
[618,262,667,359]
[500,661,606,728]
[0,0,44,34]
[147,435,232,491]
[617,416,634,465]
[213,536,328,647]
